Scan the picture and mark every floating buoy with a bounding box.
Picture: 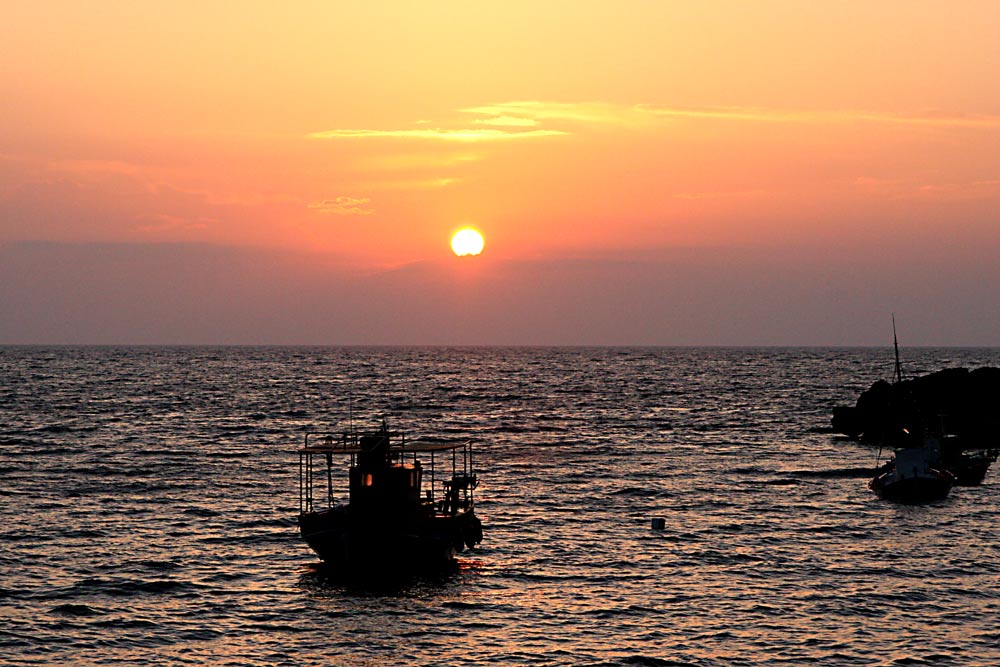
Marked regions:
[651,518,666,530]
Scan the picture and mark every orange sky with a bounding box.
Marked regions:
[2,2,1000,343]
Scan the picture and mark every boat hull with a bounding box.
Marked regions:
[299,507,483,569]
[946,451,997,486]
[870,473,953,503]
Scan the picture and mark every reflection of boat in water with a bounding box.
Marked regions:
[297,419,483,569]
[869,431,955,503]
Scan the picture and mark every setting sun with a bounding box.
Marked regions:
[451,228,485,256]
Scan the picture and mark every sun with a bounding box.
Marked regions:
[451,228,485,256]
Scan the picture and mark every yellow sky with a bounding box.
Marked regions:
[3,1,1000,268]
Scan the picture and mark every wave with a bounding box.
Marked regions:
[49,604,105,617]
[36,577,202,601]
[594,657,710,667]
[582,605,667,619]
[787,467,876,479]
[233,516,296,529]
[0,437,35,446]
[180,507,220,517]
[58,529,108,539]
[205,451,252,458]
[757,478,801,486]
[34,424,76,434]
[612,487,673,498]
[134,559,184,572]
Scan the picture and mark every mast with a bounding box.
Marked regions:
[875,313,903,469]
[892,313,903,384]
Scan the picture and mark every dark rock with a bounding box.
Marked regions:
[831,406,862,438]
[831,366,1000,450]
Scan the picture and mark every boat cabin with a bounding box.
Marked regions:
[298,422,477,519]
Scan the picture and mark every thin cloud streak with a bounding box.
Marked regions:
[309,102,1000,152]
[461,101,634,125]
[308,196,374,216]
[642,105,1000,128]
[363,177,459,191]
[466,100,1000,129]
[309,127,567,142]
[471,115,541,127]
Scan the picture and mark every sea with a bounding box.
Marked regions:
[2,347,999,667]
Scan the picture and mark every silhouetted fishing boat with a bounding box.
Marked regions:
[870,432,955,503]
[832,319,999,486]
[297,419,483,569]
[867,318,955,502]
[943,448,998,486]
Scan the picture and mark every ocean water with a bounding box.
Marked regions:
[2,346,999,667]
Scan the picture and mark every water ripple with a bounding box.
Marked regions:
[2,346,1000,666]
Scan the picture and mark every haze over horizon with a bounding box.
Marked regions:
[3,2,999,346]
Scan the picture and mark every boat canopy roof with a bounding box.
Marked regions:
[298,431,468,455]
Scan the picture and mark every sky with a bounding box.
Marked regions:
[2,1,1000,345]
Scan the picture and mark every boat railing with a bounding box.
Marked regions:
[298,432,477,516]
[302,429,406,452]
[425,439,476,516]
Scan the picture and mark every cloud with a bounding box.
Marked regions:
[914,178,1000,200]
[847,175,1000,202]
[309,102,625,146]
[377,177,457,190]
[308,196,374,216]
[463,100,1000,130]
[850,110,1000,128]
[309,127,566,142]
[637,104,1000,128]
[309,102,1000,157]
[461,101,635,125]
[637,105,802,123]
[471,115,540,128]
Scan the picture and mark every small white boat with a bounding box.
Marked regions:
[870,435,954,503]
